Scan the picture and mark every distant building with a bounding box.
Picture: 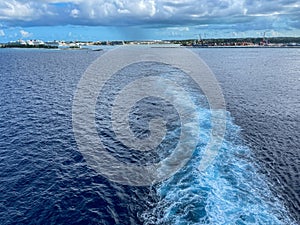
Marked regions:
[29,40,45,45]
[8,39,27,46]
[45,40,61,47]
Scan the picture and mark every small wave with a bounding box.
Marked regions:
[142,107,296,225]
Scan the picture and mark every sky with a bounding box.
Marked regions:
[0,0,299,42]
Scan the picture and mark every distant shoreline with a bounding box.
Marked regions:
[187,45,300,48]
[1,45,300,50]
[1,37,300,49]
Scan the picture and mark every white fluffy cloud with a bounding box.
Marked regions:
[0,0,299,30]
[0,0,43,21]
[0,29,5,36]
[20,29,31,38]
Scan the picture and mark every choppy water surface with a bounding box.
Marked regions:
[0,48,299,224]
[194,48,300,223]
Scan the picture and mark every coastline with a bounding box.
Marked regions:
[1,45,300,50]
[1,37,300,50]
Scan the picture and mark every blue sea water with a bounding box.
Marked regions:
[195,48,300,224]
[142,109,294,224]
[0,48,299,224]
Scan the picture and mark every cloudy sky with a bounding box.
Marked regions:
[0,0,299,41]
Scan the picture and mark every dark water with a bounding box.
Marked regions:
[0,49,154,224]
[0,48,299,224]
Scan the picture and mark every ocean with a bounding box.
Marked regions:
[0,47,299,224]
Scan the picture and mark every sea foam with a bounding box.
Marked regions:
[142,107,296,225]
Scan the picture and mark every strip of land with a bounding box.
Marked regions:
[1,37,300,49]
